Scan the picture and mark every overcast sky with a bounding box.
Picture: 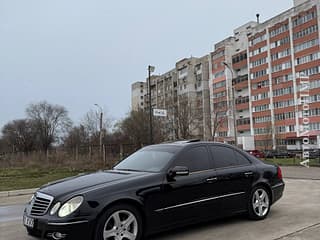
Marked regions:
[0,0,293,129]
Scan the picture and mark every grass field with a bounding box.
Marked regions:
[0,167,95,191]
[263,157,320,166]
[0,157,319,191]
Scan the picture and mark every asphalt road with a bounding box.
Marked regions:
[0,167,319,240]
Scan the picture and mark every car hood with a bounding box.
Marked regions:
[38,170,149,198]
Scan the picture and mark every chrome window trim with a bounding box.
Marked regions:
[155,191,246,212]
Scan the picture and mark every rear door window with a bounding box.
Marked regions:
[209,145,237,168]
[174,146,211,172]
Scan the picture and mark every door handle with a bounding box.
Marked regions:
[206,177,218,182]
[244,172,253,177]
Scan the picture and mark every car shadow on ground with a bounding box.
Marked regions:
[148,209,280,240]
[148,214,247,239]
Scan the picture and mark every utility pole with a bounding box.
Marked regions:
[148,65,155,145]
[94,104,103,156]
[223,62,238,146]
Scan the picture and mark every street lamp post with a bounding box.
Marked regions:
[148,65,155,145]
[223,62,238,146]
[94,104,103,155]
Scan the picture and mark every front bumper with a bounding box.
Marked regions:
[23,212,95,240]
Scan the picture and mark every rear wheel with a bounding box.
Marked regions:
[248,186,270,220]
[95,204,143,240]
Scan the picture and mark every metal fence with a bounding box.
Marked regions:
[0,144,140,169]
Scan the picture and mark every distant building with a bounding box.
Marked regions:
[131,82,147,111]
[131,56,211,141]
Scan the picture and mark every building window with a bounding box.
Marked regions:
[270,36,290,49]
[235,96,249,104]
[271,61,292,73]
[252,91,269,101]
[292,11,316,27]
[298,66,320,76]
[270,24,289,37]
[250,57,267,68]
[253,104,270,112]
[273,74,293,84]
[275,112,295,121]
[232,53,247,64]
[271,48,291,61]
[273,86,293,97]
[250,34,267,46]
[212,91,226,99]
[254,116,271,123]
[213,81,226,89]
[294,39,319,53]
[214,70,225,79]
[295,52,320,65]
[252,80,269,89]
[250,69,268,79]
[273,99,294,109]
[310,122,320,130]
[249,46,268,57]
[293,25,318,40]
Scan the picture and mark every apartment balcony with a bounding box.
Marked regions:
[237,124,251,131]
[236,102,249,111]
[234,81,248,91]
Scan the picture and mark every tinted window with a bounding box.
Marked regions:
[234,150,251,165]
[210,145,251,168]
[210,145,237,168]
[174,146,211,172]
[114,149,174,172]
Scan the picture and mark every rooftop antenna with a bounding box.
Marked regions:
[256,13,260,24]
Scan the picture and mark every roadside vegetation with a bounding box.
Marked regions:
[264,157,320,166]
[0,167,94,191]
[0,100,319,191]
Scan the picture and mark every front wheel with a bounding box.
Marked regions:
[95,204,143,240]
[248,186,270,220]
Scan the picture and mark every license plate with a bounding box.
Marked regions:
[23,216,34,228]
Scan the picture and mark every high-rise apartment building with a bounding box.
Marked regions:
[131,82,147,111]
[131,0,320,149]
[210,0,320,150]
[131,56,211,141]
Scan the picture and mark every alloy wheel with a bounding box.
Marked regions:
[252,188,269,217]
[103,210,138,240]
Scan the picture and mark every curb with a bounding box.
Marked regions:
[0,188,37,198]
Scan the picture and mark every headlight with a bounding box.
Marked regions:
[50,202,61,215]
[29,194,35,203]
[58,196,84,218]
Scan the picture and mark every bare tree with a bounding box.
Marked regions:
[211,111,227,141]
[63,125,89,148]
[26,101,72,151]
[81,109,112,145]
[118,109,165,147]
[119,109,149,146]
[173,95,198,139]
[1,119,36,152]
[260,121,273,152]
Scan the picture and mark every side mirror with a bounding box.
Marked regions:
[167,166,189,180]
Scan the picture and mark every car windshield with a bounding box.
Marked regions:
[113,148,175,173]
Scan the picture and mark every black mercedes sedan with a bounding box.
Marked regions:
[23,140,285,240]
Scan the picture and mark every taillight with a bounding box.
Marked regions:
[277,166,283,179]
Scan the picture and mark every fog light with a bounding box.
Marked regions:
[48,232,67,240]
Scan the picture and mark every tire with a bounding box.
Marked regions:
[95,204,143,240]
[248,186,270,220]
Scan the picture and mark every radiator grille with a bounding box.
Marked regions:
[30,192,54,216]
